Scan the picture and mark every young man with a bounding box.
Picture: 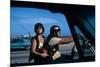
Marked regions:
[46,25,74,62]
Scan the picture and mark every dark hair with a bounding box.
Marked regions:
[50,25,61,35]
[34,23,44,34]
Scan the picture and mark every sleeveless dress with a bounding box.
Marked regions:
[29,35,52,64]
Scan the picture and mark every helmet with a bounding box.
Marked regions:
[50,25,61,35]
[34,23,44,34]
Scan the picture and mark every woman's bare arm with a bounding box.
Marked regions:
[32,39,41,56]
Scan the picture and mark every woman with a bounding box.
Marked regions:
[29,23,50,64]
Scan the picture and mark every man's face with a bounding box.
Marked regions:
[54,31,60,36]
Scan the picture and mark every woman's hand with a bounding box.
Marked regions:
[41,52,48,58]
[42,48,48,53]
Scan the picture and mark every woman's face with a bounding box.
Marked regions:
[36,26,43,34]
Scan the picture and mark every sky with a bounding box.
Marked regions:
[10,7,72,37]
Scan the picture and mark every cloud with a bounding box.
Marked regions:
[33,17,58,23]
[17,17,58,24]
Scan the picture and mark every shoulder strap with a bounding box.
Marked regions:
[33,35,39,51]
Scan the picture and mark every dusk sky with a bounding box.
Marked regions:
[10,7,72,36]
